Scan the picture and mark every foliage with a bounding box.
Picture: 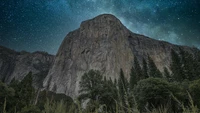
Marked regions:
[19,72,35,107]
[20,105,41,113]
[129,56,144,89]
[171,49,200,82]
[189,79,200,108]
[42,99,68,113]
[36,90,73,111]
[1,48,200,113]
[134,78,171,111]
[148,56,162,78]
[142,58,149,79]
[118,69,129,111]
[134,57,143,80]
[163,67,171,82]
[129,67,137,90]
[78,69,119,112]
[180,49,196,81]
[170,49,184,81]
[79,70,104,101]
[0,81,15,112]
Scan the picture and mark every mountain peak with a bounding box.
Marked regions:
[91,14,120,22]
[43,14,198,98]
[79,14,128,39]
[81,14,122,26]
[81,14,123,28]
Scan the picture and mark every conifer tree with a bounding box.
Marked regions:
[130,56,145,89]
[164,67,170,78]
[180,49,196,80]
[118,69,128,109]
[118,69,128,94]
[134,56,143,80]
[164,67,171,81]
[170,49,184,81]
[142,58,149,79]
[19,72,35,106]
[197,52,200,77]
[79,70,103,101]
[130,67,137,90]
[148,56,162,78]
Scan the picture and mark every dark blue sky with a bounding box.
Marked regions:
[0,0,200,54]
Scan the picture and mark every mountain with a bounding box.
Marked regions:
[42,14,199,98]
[0,46,54,88]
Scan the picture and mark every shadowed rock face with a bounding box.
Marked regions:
[43,14,199,98]
[0,46,54,88]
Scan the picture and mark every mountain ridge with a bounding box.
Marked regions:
[43,14,199,98]
[0,14,199,98]
[0,45,55,88]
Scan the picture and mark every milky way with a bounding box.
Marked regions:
[0,0,200,54]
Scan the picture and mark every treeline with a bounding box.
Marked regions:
[78,48,200,113]
[0,72,74,113]
[1,48,200,113]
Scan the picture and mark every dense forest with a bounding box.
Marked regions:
[1,48,200,113]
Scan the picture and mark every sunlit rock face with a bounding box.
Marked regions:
[43,14,198,98]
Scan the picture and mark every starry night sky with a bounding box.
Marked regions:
[0,0,200,54]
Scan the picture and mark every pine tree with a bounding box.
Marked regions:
[170,49,184,81]
[9,72,35,112]
[118,69,128,110]
[164,67,171,81]
[180,49,196,80]
[79,70,103,101]
[197,52,200,77]
[142,58,149,79]
[130,56,145,89]
[19,72,35,106]
[148,56,162,78]
[134,56,143,80]
[118,69,128,94]
[164,67,170,78]
[130,67,137,90]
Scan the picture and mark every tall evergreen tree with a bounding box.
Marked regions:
[0,81,15,112]
[164,67,171,81]
[79,70,118,112]
[181,50,195,80]
[118,69,128,94]
[197,52,200,77]
[100,77,118,112]
[79,70,103,101]
[142,58,149,79]
[130,56,145,89]
[118,69,128,109]
[9,72,35,112]
[170,49,184,81]
[19,72,35,106]
[148,56,162,78]
[130,67,137,90]
[164,67,170,77]
[179,48,200,81]
[134,56,143,80]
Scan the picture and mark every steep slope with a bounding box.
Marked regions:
[0,46,55,88]
[43,14,198,98]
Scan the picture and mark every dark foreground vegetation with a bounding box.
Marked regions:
[1,48,200,113]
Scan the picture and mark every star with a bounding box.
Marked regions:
[0,0,199,54]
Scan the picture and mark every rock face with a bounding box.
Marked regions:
[43,14,198,98]
[1,14,197,98]
[0,46,54,88]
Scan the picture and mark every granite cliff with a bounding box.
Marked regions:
[0,14,198,98]
[0,46,54,88]
[43,14,198,98]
